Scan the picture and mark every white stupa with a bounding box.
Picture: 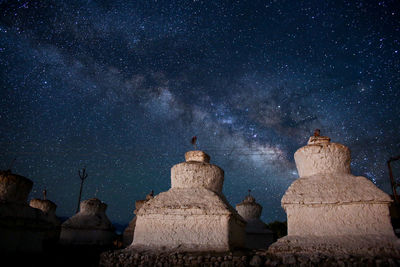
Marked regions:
[268,131,400,257]
[130,150,246,252]
[60,198,115,246]
[236,192,274,249]
[29,190,61,243]
[0,171,54,252]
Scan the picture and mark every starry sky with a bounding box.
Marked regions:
[1,0,400,225]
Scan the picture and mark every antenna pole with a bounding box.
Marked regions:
[76,167,88,213]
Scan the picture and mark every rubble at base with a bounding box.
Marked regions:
[100,248,400,267]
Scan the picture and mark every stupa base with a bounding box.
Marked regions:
[59,228,115,246]
[0,203,56,252]
[131,213,245,253]
[268,235,400,258]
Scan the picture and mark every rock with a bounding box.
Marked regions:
[249,255,262,266]
[336,260,346,267]
[282,255,296,265]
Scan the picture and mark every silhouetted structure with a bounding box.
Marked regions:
[60,198,115,246]
[236,192,274,249]
[0,171,55,252]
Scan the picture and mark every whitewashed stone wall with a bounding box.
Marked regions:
[130,151,245,252]
[268,134,400,257]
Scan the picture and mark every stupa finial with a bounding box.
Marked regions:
[43,188,47,200]
[146,190,154,200]
[191,136,197,150]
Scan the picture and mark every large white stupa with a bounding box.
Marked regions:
[130,150,246,252]
[268,131,400,257]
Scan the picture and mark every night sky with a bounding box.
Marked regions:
[1,0,399,225]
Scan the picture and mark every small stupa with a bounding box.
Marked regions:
[60,198,116,246]
[122,191,154,247]
[130,150,246,252]
[236,191,274,249]
[29,189,61,243]
[268,130,400,257]
[0,170,54,252]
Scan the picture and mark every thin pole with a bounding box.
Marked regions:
[76,168,88,213]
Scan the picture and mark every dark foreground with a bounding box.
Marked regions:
[2,246,400,267]
[100,249,400,267]
[0,244,113,267]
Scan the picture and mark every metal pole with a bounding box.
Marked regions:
[76,178,84,213]
[76,168,88,213]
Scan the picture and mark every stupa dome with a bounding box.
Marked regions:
[171,151,224,193]
[294,136,351,177]
[80,198,107,214]
[284,135,391,206]
[0,171,33,204]
[30,198,57,215]
[236,194,262,220]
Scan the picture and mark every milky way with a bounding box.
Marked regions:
[1,0,399,225]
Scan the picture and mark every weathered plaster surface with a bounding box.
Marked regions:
[130,151,245,252]
[286,203,394,236]
[236,197,262,220]
[236,195,274,249]
[60,198,115,245]
[185,150,210,163]
[268,135,400,257]
[133,214,241,251]
[0,171,33,204]
[137,188,237,216]
[294,142,351,177]
[171,162,224,193]
[123,197,151,247]
[282,173,391,205]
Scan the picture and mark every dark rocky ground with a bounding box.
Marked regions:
[0,244,114,267]
[1,245,400,267]
[100,248,400,267]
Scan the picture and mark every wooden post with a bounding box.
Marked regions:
[76,167,88,213]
